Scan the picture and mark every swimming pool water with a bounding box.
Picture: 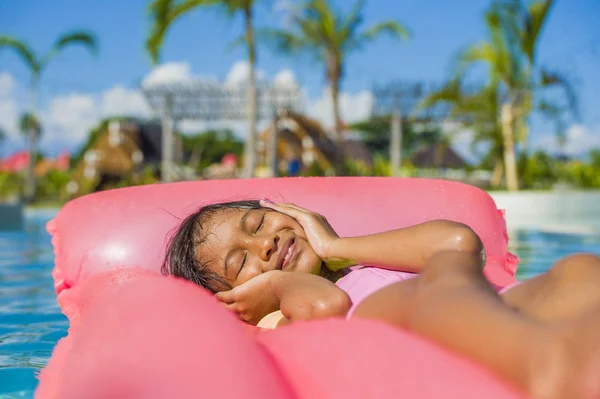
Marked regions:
[0,211,67,399]
[0,211,599,398]
[510,228,600,280]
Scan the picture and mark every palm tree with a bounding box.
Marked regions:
[146,0,261,179]
[421,80,506,188]
[0,128,5,157]
[261,0,410,174]
[19,113,42,170]
[428,0,574,191]
[0,32,97,201]
[19,113,41,137]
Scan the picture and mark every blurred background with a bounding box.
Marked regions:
[0,0,599,397]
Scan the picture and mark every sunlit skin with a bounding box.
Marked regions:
[189,200,600,398]
[197,207,323,289]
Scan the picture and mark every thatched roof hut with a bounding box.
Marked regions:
[410,142,469,169]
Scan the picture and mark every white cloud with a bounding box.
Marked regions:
[42,93,97,149]
[273,69,298,89]
[4,59,596,165]
[40,87,151,149]
[224,60,267,87]
[532,124,600,156]
[100,86,151,118]
[307,87,373,129]
[142,62,194,87]
[0,73,15,94]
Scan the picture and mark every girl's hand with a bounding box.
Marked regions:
[215,270,280,325]
[260,199,353,271]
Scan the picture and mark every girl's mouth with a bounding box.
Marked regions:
[277,238,296,270]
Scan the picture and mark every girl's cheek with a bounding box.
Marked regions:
[239,263,261,283]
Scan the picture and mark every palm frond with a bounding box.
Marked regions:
[54,31,98,54]
[293,7,327,48]
[456,41,496,76]
[522,0,554,62]
[226,32,247,51]
[0,36,39,72]
[41,31,98,67]
[256,28,310,55]
[539,67,579,120]
[307,0,336,43]
[221,0,255,15]
[146,0,175,64]
[418,79,462,110]
[338,0,365,45]
[146,0,216,64]
[485,4,525,88]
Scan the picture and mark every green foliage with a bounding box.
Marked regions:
[463,0,575,142]
[0,31,97,75]
[518,151,557,189]
[302,162,330,177]
[36,169,71,202]
[181,129,243,171]
[0,36,40,72]
[516,150,600,190]
[343,158,371,176]
[589,149,600,168]
[0,172,23,200]
[260,0,409,69]
[146,0,257,64]
[557,161,600,189]
[372,154,392,177]
[349,117,442,157]
[400,160,418,177]
[337,155,406,177]
[102,166,159,190]
[297,155,415,178]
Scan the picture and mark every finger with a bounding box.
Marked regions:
[261,199,316,216]
[277,203,326,222]
[215,290,234,304]
[280,202,313,214]
[260,199,305,219]
[223,302,238,313]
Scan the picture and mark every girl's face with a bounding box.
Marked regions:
[196,207,322,289]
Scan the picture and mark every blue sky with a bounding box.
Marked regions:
[0,0,599,159]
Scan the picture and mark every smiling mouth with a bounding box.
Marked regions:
[276,237,296,270]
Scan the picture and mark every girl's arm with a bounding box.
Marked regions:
[260,199,484,274]
[217,270,351,326]
[269,271,351,321]
[328,219,484,273]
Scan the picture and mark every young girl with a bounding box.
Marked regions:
[163,199,600,398]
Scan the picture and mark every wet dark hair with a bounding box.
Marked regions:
[162,200,263,293]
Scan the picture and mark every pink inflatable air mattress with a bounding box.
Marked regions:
[37,177,523,398]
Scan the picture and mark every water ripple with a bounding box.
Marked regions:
[0,211,67,398]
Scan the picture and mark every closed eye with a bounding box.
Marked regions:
[254,215,265,233]
[237,253,247,278]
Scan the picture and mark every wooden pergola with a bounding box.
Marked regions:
[142,79,302,180]
[372,80,483,176]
